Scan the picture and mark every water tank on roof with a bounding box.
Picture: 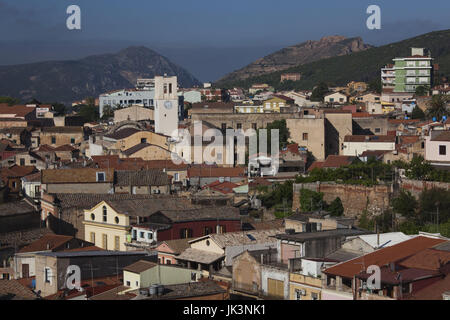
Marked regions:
[149,284,158,295]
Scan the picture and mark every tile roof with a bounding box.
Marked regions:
[409,273,450,300]
[104,128,141,140]
[203,180,239,194]
[135,280,226,300]
[123,260,157,273]
[115,169,170,186]
[157,207,241,223]
[158,238,193,255]
[176,248,224,264]
[0,200,35,217]
[18,234,74,253]
[48,193,193,210]
[122,143,162,156]
[324,236,446,279]
[344,135,396,143]
[1,165,38,178]
[398,247,450,271]
[188,167,245,178]
[431,131,450,142]
[21,172,42,183]
[204,228,284,248]
[0,280,37,300]
[322,155,357,168]
[0,104,35,118]
[42,168,114,184]
[104,198,203,217]
[40,126,83,134]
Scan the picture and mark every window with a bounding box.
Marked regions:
[97,172,106,182]
[147,232,153,240]
[166,260,171,265]
[102,234,108,250]
[70,138,75,144]
[439,145,446,155]
[20,158,25,166]
[126,281,130,286]
[174,173,180,182]
[140,231,145,238]
[51,136,56,144]
[217,225,226,234]
[221,123,227,131]
[136,281,139,287]
[302,133,308,141]
[180,228,193,239]
[191,272,197,281]
[30,160,36,164]
[421,142,425,149]
[102,206,107,222]
[375,128,381,133]
[44,268,51,283]
[141,138,147,144]
[204,227,212,236]
[114,236,120,250]
[252,123,257,130]
[91,213,95,220]
[237,123,242,130]
[115,217,119,224]
[311,292,318,300]
[295,289,302,300]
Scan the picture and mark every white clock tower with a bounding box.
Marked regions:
[154,75,179,137]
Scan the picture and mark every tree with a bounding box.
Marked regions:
[26,98,42,105]
[411,105,425,119]
[405,155,432,180]
[327,197,344,216]
[259,180,293,209]
[427,94,449,120]
[415,85,429,96]
[0,96,20,105]
[101,105,114,120]
[418,188,450,225]
[78,104,99,122]
[368,78,381,94]
[391,190,418,218]
[48,102,66,116]
[299,189,324,212]
[310,82,329,102]
[258,119,290,151]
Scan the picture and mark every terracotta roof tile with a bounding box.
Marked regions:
[324,236,446,279]
[188,167,245,178]
[42,168,114,183]
[19,234,74,253]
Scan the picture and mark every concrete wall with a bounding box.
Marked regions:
[261,265,290,299]
[352,118,389,135]
[343,141,395,157]
[287,118,326,160]
[114,106,154,123]
[324,113,353,157]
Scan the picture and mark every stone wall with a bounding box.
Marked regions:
[292,182,392,218]
[400,179,450,198]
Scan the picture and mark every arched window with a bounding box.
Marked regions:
[102,206,107,222]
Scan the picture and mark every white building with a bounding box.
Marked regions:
[324,92,348,104]
[343,135,396,156]
[154,75,179,137]
[99,88,155,117]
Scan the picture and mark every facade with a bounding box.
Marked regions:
[113,105,154,123]
[99,89,155,118]
[381,48,433,94]
[122,260,202,291]
[343,135,396,156]
[281,73,301,82]
[324,92,348,104]
[425,130,450,168]
[154,75,179,137]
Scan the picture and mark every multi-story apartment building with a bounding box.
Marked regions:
[381,48,433,94]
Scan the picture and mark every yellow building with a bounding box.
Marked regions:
[83,201,130,251]
[289,273,322,300]
[234,105,264,113]
[263,96,292,113]
[381,101,396,114]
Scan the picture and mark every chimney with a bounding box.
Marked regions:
[260,254,264,265]
[376,225,380,248]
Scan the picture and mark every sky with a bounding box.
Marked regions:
[0,0,449,81]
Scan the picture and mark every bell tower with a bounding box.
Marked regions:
[154,75,179,137]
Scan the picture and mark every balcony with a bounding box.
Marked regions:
[231,281,284,300]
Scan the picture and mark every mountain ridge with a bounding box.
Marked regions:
[0,46,201,104]
[216,29,450,90]
[216,35,372,83]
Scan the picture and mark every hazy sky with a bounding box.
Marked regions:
[1,0,449,81]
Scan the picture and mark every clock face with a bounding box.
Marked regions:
[164,101,173,110]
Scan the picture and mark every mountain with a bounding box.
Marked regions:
[217,29,450,90]
[0,46,201,104]
[216,36,372,84]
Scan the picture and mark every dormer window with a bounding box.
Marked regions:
[96,172,105,182]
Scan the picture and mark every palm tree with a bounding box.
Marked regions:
[427,94,449,120]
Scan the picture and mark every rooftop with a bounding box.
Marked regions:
[42,168,114,184]
[115,169,170,186]
[18,234,74,253]
[123,260,157,273]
